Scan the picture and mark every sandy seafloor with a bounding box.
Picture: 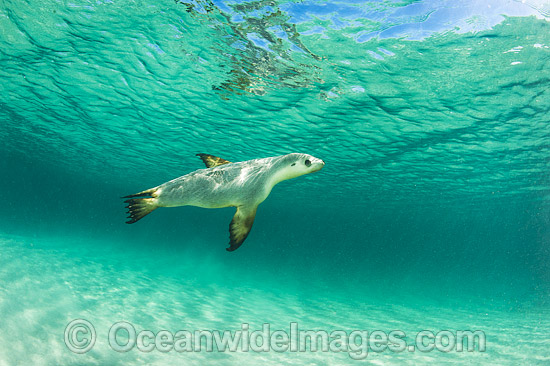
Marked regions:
[1,234,548,365]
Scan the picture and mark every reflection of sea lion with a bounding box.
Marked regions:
[123,153,325,251]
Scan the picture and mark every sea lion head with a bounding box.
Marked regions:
[273,153,325,182]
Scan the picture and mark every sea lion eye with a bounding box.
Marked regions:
[291,163,296,166]
[305,159,311,167]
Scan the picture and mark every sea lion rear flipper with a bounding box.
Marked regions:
[124,197,158,224]
[122,187,159,224]
[196,153,232,168]
[227,205,257,252]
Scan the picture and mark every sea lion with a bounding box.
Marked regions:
[123,153,325,251]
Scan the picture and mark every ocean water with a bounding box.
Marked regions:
[1,0,550,364]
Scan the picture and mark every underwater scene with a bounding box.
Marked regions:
[1,0,549,364]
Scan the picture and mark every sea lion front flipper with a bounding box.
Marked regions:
[227,205,257,252]
[196,153,232,168]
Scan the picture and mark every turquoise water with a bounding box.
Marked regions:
[1,0,550,364]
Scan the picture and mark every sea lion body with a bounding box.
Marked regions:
[157,158,275,209]
[123,153,324,251]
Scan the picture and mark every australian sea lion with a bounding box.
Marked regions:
[123,153,324,251]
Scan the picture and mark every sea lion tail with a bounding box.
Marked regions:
[122,188,159,224]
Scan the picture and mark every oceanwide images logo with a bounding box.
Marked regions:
[64,320,486,360]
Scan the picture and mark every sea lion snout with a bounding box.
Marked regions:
[310,157,325,172]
